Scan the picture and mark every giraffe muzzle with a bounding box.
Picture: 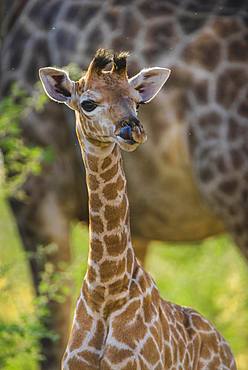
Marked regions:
[116,117,147,145]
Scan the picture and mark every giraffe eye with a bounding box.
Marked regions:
[81,100,97,112]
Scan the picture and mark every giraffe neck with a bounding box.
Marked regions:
[80,139,136,317]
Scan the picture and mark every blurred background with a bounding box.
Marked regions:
[1,1,248,369]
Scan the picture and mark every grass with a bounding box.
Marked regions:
[0,195,248,369]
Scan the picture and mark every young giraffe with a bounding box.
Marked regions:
[39,49,236,370]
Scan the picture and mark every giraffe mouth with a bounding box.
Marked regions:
[117,125,137,145]
[115,119,147,149]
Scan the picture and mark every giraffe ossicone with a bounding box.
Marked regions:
[39,49,236,370]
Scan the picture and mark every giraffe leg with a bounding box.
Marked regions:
[9,192,72,370]
[132,238,150,266]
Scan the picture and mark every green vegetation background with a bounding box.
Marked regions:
[1,194,248,370]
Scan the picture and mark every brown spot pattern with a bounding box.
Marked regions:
[228,37,248,62]
[104,196,127,230]
[90,238,103,262]
[112,300,146,348]
[108,275,129,295]
[199,111,222,127]
[228,118,243,141]
[217,68,248,109]
[141,337,160,365]
[87,265,97,282]
[104,232,127,256]
[99,258,125,283]
[105,346,133,364]
[230,149,243,169]
[143,21,178,63]
[83,283,105,310]
[101,162,119,182]
[90,193,102,212]
[103,182,119,200]
[88,174,99,191]
[67,357,92,370]
[179,14,206,34]
[69,300,92,351]
[238,95,248,118]
[87,154,98,172]
[219,179,238,195]
[182,33,221,71]
[193,79,208,104]
[199,167,214,183]
[216,156,228,174]
[101,156,112,170]
[78,350,99,367]
[143,295,153,323]
[90,215,104,233]
[212,18,242,37]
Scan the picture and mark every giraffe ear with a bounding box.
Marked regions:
[39,67,74,103]
[129,67,171,103]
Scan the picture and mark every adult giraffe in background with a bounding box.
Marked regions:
[1,1,248,369]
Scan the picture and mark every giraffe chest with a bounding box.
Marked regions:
[63,278,234,370]
[63,283,197,370]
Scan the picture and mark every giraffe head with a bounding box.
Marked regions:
[39,49,170,152]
